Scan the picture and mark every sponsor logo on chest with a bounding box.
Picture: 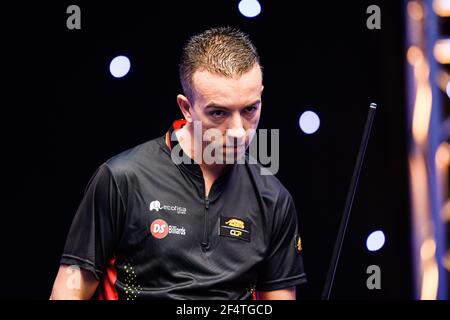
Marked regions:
[150,218,186,239]
[219,216,251,242]
[149,200,187,215]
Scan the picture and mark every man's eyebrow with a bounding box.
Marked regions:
[245,100,261,107]
[204,100,261,110]
[204,103,228,110]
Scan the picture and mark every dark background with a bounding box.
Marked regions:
[1,0,411,299]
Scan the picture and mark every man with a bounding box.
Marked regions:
[50,27,306,300]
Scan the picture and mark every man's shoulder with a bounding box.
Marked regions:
[104,136,165,177]
[243,161,296,227]
[243,157,292,202]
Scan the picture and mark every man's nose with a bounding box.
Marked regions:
[229,113,245,131]
[227,114,246,144]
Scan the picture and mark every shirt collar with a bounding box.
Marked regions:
[162,119,235,200]
[163,119,203,178]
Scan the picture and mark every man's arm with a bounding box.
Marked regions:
[53,164,122,300]
[257,287,296,300]
[50,265,99,300]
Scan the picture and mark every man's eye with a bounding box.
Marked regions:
[209,110,226,118]
[243,106,257,114]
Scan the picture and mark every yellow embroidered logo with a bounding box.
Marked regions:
[295,235,302,253]
[230,229,243,237]
[225,218,245,229]
[220,216,251,242]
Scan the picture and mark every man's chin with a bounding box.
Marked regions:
[222,148,246,162]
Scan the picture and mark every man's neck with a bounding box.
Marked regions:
[175,126,227,196]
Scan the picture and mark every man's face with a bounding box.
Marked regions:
[188,64,263,160]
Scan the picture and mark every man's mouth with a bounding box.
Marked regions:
[225,144,245,149]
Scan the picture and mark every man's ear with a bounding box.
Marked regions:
[261,85,264,94]
[177,94,193,122]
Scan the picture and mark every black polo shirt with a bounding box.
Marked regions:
[60,120,307,300]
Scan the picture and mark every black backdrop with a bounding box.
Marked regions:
[2,0,411,299]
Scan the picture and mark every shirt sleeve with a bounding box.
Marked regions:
[60,163,125,280]
[256,189,307,291]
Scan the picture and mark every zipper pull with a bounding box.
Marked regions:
[205,197,209,209]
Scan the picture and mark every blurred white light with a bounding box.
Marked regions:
[446,81,450,98]
[434,39,450,64]
[238,0,261,18]
[366,230,386,252]
[109,55,131,78]
[299,111,320,134]
[433,0,450,17]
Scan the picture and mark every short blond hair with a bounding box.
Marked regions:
[179,26,262,101]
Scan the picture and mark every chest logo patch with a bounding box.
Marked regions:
[149,199,187,215]
[150,218,186,239]
[150,219,169,239]
[150,200,161,211]
[219,216,251,242]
